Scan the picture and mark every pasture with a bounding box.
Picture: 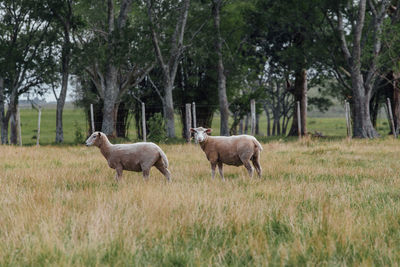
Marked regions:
[1,138,400,265]
[16,106,391,145]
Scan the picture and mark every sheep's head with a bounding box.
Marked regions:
[85,132,102,147]
[190,127,212,143]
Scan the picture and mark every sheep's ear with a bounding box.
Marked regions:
[97,132,101,137]
[189,128,196,133]
[205,128,212,134]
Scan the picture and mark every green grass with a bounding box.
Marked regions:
[19,108,88,145]
[1,140,400,265]
[12,107,392,145]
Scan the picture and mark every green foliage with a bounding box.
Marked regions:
[73,121,84,144]
[147,113,167,143]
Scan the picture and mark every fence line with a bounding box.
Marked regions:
[5,99,395,145]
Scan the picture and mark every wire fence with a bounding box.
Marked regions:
[6,99,396,146]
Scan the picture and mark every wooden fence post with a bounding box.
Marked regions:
[387,98,397,138]
[192,102,197,128]
[192,102,197,144]
[185,103,192,143]
[142,102,146,142]
[36,107,41,146]
[345,101,351,139]
[17,107,22,146]
[90,103,95,133]
[250,99,256,136]
[297,101,301,140]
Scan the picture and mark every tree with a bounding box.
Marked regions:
[212,0,230,136]
[0,0,51,144]
[245,0,331,137]
[146,0,191,138]
[324,0,393,138]
[79,0,153,137]
[44,0,79,143]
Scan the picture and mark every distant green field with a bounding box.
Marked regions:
[13,107,392,145]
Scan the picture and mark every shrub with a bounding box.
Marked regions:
[74,121,85,144]
[147,113,166,143]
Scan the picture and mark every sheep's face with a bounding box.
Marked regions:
[190,127,212,143]
[85,132,102,147]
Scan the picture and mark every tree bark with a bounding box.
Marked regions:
[244,113,249,134]
[352,85,377,138]
[255,113,260,135]
[101,63,118,136]
[264,104,270,136]
[213,0,229,136]
[0,77,6,144]
[333,0,389,138]
[392,72,400,133]
[10,107,18,145]
[350,0,378,138]
[55,22,71,143]
[147,0,190,138]
[288,69,307,136]
[163,79,176,138]
[238,119,244,134]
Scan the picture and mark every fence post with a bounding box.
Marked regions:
[297,101,301,140]
[17,107,22,146]
[192,102,197,128]
[344,101,352,139]
[142,102,146,142]
[36,107,41,146]
[387,98,397,138]
[192,102,197,144]
[250,99,256,136]
[90,103,95,133]
[185,103,192,143]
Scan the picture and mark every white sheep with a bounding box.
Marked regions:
[190,127,263,180]
[85,132,171,182]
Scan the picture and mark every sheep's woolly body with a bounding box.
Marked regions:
[200,135,262,166]
[191,127,262,180]
[86,132,171,181]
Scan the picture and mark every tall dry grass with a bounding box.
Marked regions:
[0,139,400,265]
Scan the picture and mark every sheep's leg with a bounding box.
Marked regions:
[217,162,225,181]
[242,160,254,178]
[211,163,217,179]
[155,163,171,182]
[252,155,262,178]
[115,166,123,182]
[142,169,150,180]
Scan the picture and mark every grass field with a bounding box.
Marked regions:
[2,107,399,265]
[1,138,400,265]
[16,107,391,145]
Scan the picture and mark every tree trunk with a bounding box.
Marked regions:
[1,119,8,144]
[0,77,5,144]
[335,0,383,138]
[244,114,249,134]
[101,64,118,136]
[255,113,260,135]
[264,105,271,136]
[10,107,18,145]
[164,79,175,138]
[229,113,238,135]
[352,75,379,138]
[392,73,400,133]
[213,0,229,136]
[147,0,190,139]
[238,119,244,134]
[55,99,65,143]
[288,69,307,136]
[5,89,18,145]
[55,24,70,143]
